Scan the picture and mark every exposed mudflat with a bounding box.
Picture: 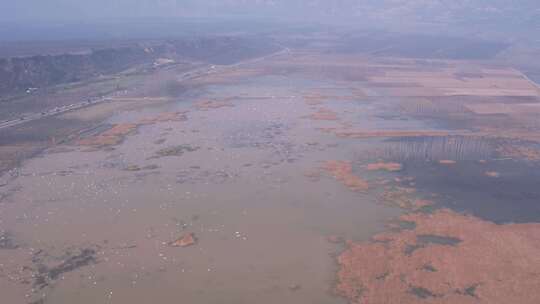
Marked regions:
[1,51,540,304]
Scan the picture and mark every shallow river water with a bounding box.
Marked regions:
[0,72,405,304]
[2,57,540,304]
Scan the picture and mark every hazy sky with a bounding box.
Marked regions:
[1,1,538,42]
[2,0,538,22]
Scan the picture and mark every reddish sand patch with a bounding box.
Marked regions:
[366,162,403,172]
[322,161,369,192]
[485,171,500,178]
[336,209,540,304]
[77,112,189,148]
[327,235,345,244]
[169,232,197,247]
[412,199,434,209]
[100,124,138,137]
[438,159,457,165]
[195,100,234,111]
[78,123,137,147]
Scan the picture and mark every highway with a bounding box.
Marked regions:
[0,47,290,131]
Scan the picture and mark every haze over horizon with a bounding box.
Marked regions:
[3,1,539,26]
[0,0,538,43]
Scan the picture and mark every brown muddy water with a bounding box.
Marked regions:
[2,55,540,304]
[0,71,403,304]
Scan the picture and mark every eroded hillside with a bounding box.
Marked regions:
[0,36,279,97]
